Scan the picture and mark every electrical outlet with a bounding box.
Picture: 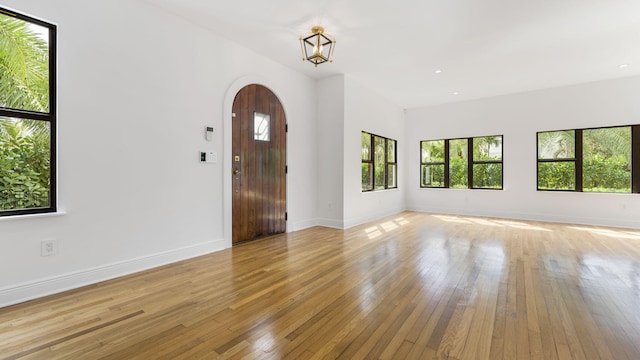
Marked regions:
[41,240,57,257]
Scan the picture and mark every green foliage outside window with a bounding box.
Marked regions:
[538,131,575,159]
[538,161,575,190]
[421,136,502,189]
[0,11,53,212]
[583,127,631,192]
[374,136,386,190]
[472,163,502,189]
[0,118,50,209]
[361,132,371,161]
[421,140,445,187]
[421,140,444,162]
[538,157,630,192]
[387,164,397,188]
[0,14,50,113]
[448,159,466,188]
[361,163,372,191]
[362,132,397,191]
[537,127,632,193]
[421,164,444,187]
[583,155,630,192]
[449,139,468,188]
[473,136,502,161]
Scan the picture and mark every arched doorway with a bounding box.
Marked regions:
[231,84,287,244]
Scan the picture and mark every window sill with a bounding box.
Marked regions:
[0,211,66,222]
[361,188,399,193]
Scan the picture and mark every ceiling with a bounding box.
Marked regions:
[145,0,640,109]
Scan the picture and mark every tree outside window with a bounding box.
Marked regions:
[420,140,445,187]
[0,7,56,216]
[472,136,503,189]
[537,126,636,193]
[420,135,503,189]
[362,132,397,191]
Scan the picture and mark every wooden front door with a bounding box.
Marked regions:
[232,84,287,244]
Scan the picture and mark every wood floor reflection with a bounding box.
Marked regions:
[2,211,640,359]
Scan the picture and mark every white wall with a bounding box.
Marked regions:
[316,75,345,228]
[405,75,640,229]
[343,76,405,228]
[0,0,317,307]
[315,76,405,229]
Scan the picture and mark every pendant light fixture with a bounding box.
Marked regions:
[299,26,336,67]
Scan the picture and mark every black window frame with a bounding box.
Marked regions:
[536,129,579,191]
[420,135,504,190]
[419,139,447,188]
[537,124,640,193]
[0,7,57,216]
[470,135,504,190]
[361,131,398,192]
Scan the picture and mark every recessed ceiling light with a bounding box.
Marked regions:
[452,91,459,95]
[434,70,442,74]
[619,64,629,69]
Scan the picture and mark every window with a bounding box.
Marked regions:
[537,130,576,190]
[254,112,270,141]
[583,127,631,192]
[420,140,445,187]
[0,7,56,216]
[538,125,640,193]
[420,135,503,190]
[361,132,397,191]
[449,138,468,188]
[472,136,503,189]
[386,138,397,188]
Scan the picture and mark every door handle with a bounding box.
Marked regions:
[233,168,240,175]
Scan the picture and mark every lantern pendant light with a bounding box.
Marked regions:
[299,26,336,67]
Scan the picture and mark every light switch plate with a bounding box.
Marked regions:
[200,151,217,163]
[207,151,217,163]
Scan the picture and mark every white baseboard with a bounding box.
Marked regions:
[0,239,225,309]
[406,205,640,229]
[314,208,407,230]
[343,208,406,229]
[290,218,320,232]
[316,218,345,229]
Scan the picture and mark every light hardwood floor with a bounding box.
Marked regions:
[1,211,640,359]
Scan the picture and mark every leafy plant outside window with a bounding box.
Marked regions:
[0,7,56,215]
[537,126,635,193]
[420,135,503,189]
[362,131,397,191]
